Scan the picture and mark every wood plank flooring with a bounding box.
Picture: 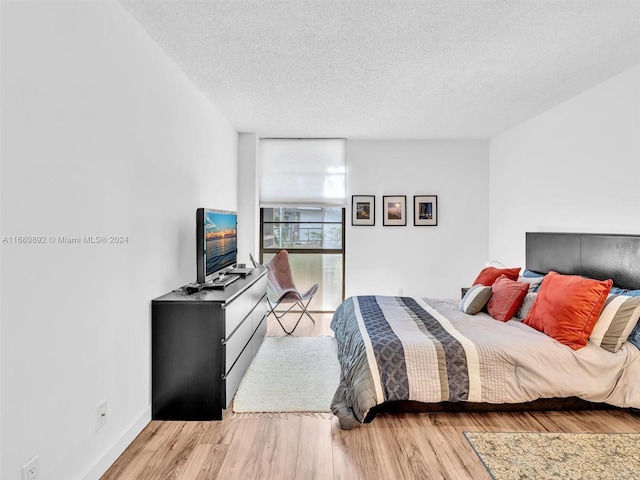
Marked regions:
[101,312,640,480]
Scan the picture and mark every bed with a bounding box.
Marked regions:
[331,232,640,429]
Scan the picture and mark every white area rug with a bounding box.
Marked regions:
[233,336,340,413]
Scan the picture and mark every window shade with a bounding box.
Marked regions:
[259,139,346,207]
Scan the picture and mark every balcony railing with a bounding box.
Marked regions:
[263,224,342,249]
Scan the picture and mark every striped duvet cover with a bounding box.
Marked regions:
[330,296,640,429]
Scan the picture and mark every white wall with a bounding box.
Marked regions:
[489,64,640,266]
[237,133,260,265]
[0,3,3,474]
[346,140,490,299]
[1,2,238,479]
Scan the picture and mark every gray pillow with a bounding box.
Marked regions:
[590,294,640,353]
[459,285,492,315]
[629,322,640,350]
[517,275,544,293]
[515,293,537,320]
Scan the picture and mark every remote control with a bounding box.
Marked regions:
[185,282,203,294]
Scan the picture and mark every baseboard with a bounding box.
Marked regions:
[83,406,151,480]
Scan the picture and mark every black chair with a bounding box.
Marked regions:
[250,250,318,335]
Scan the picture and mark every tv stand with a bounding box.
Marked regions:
[151,268,268,420]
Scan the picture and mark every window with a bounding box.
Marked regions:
[261,207,345,312]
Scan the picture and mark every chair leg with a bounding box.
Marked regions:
[296,299,315,324]
[279,298,315,334]
[266,299,315,335]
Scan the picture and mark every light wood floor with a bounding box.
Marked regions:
[101,313,640,480]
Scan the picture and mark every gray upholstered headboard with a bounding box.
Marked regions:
[526,232,640,291]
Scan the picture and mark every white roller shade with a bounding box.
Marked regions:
[259,139,346,207]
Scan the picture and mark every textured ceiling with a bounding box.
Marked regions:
[120,1,640,139]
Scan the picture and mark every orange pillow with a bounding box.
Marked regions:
[472,266,521,286]
[487,275,529,321]
[523,271,612,350]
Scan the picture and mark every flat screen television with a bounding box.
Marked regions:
[196,208,238,283]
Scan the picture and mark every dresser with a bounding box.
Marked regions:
[151,268,268,420]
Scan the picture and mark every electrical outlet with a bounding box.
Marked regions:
[22,455,39,480]
[95,400,107,431]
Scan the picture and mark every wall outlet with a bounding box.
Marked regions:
[22,455,39,480]
[95,400,107,431]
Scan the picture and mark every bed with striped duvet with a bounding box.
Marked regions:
[330,296,640,429]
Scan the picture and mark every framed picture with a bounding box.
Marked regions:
[383,195,406,226]
[352,195,375,226]
[414,195,438,226]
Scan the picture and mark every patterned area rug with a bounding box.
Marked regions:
[464,432,640,480]
[233,336,340,413]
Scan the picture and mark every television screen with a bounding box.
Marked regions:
[196,208,237,283]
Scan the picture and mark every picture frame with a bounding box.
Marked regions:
[383,195,406,226]
[414,195,438,226]
[351,195,375,226]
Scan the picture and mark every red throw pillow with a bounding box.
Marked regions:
[523,271,612,350]
[487,275,529,321]
[472,266,521,286]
